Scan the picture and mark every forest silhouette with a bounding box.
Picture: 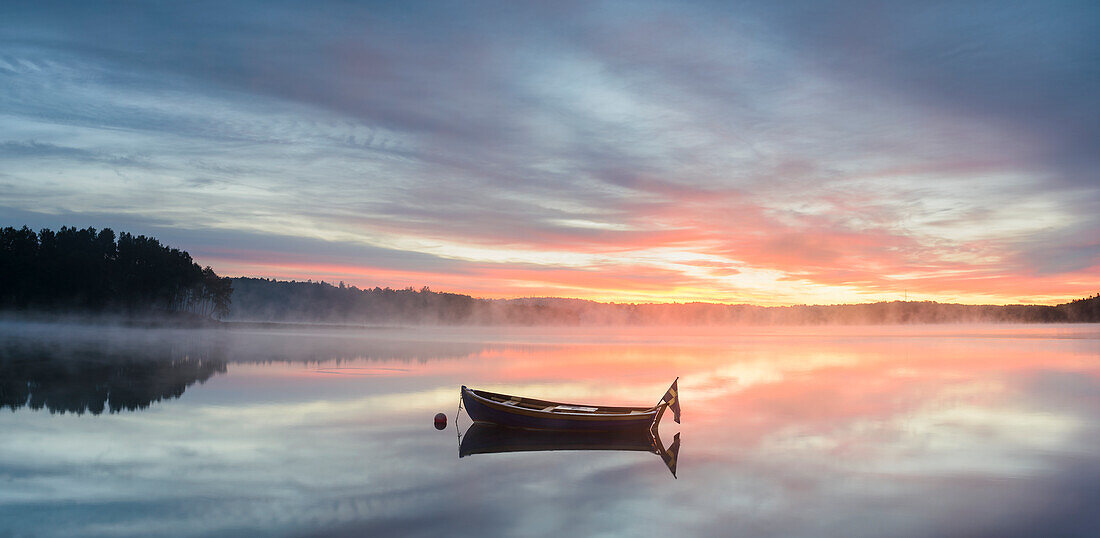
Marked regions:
[2,224,1097,325]
[0,226,232,318]
[230,277,1100,325]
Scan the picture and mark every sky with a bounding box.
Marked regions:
[1,1,1098,305]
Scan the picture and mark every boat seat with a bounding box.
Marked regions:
[503,399,519,406]
[553,405,598,412]
[542,406,556,411]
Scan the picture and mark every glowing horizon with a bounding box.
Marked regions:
[2,2,1097,306]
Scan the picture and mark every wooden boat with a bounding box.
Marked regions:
[460,379,678,432]
[459,422,681,477]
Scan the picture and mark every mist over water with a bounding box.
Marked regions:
[1,321,1098,537]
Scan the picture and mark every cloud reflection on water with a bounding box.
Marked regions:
[0,323,1098,536]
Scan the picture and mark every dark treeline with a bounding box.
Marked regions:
[4,223,1093,326]
[229,277,1100,325]
[230,277,478,324]
[0,226,233,318]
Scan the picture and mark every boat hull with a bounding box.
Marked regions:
[461,386,660,431]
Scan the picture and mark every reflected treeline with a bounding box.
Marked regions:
[0,322,498,414]
[0,339,227,415]
[222,333,490,365]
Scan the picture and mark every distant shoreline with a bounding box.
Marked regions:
[4,293,1098,328]
[223,277,1100,326]
[0,311,416,331]
[6,227,1096,326]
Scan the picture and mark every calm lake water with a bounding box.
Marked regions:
[2,321,1099,537]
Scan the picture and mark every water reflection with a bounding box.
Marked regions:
[0,321,496,414]
[0,323,1098,537]
[0,328,231,414]
[0,347,225,415]
[459,423,681,477]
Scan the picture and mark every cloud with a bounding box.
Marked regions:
[0,1,1097,304]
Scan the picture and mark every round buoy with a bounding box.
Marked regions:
[434,412,447,430]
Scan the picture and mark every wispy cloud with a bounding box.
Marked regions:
[1,1,1097,304]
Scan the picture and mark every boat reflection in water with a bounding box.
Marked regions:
[459,422,681,478]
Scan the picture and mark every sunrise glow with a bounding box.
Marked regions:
[3,2,1097,305]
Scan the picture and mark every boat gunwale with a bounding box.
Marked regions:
[463,387,661,421]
